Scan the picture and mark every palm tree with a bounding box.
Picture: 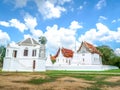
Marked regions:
[38,36,47,45]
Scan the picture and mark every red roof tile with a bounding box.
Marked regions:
[50,47,74,60]
[61,47,74,58]
[77,41,101,55]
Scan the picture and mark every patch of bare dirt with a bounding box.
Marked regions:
[0,74,94,90]
[34,77,94,90]
[0,73,46,90]
[102,85,120,90]
[104,76,120,82]
[0,73,120,90]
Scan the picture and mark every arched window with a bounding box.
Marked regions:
[24,48,28,56]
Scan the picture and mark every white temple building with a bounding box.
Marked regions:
[46,41,118,71]
[2,38,46,72]
[2,38,118,72]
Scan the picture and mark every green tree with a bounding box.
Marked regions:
[39,36,47,45]
[97,45,120,68]
[0,46,6,67]
[110,56,120,68]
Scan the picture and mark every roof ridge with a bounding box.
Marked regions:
[17,38,40,46]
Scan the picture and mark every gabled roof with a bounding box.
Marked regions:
[61,48,74,58]
[50,47,74,60]
[17,38,40,46]
[77,41,101,55]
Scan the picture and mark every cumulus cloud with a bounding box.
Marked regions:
[0,14,43,38]
[9,41,19,47]
[4,0,71,19]
[69,21,83,30]
[79,23,120,43]
[95,0,106,10]
[0,19,28,33]
[24,14,37,30]
[0,30,10,45]
[35,0,70,19]
[24,34,32,39]
[9,19,28,32]
[24,14,43,38]
[44,21,82,54]
[0,21,10,27]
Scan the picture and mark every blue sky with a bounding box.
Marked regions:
[0,0,120,54]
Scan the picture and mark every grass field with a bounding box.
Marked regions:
[0,69,120,90]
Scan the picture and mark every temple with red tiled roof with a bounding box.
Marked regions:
[50,41,103,66]
[77,41,101,55]
[74,41,102,65]
[46,41,118,71]
[50,47,74,65]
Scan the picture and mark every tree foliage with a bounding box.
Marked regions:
[39,36,47,45]
[0,46,6,67]
[97,45,120,68]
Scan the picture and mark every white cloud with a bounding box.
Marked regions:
[24,14,37,30]
[4,0,28,8]
[0,21,10,27]
[24,34,32,39]
[56,0,71,5]
[4,0,71,19]
[0,19,28,33]
[44,21,81,54]
[111,19,120,23]
[35,0,70,19]
[9,19,28,32]
[95,0,106,10]
[24,14,43,38]
[78,23,120,43]
[98,16,107,21]
[14,0,28,8]
[112,20,116,23]
[78,1,87,11]
[117,27,120,31]
[0,14,43,39]
[69,21,83,30]
[114,48,120,56]
[0,30,10,45]
[118,18,120,21]
[9,41,19,47]
[32,29,43,38]
[79,6,83,10]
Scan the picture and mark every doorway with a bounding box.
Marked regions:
[33,60,36,71]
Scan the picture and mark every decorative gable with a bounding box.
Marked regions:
[17,38,40,46]
[77,41,101,55]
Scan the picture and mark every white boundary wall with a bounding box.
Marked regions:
[46,65,119,71]
[2,58,46,72]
